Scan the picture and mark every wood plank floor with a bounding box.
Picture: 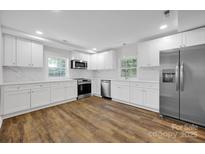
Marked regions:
[0,96,205,143]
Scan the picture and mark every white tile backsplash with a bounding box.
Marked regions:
[2,44,159,83]
[3,46,93,82]
[3,67,45,82]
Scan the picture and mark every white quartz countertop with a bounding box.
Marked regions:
[0,78,159,86]
[0,79,76,86]
[92,78,159,83]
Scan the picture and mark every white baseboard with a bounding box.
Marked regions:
[3,98,77,120]
[112,98,159,113]
[0,116,2,128]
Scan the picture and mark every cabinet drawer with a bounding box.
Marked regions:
[64,81,77,87]
[4,85,31,92]
[30,83,50,89]
[50,82,64,87]
[51,81,76,87]
[112,81,129,86]
[143,83,159,89]
[129,82,144,88]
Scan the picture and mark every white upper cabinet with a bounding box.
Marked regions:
[104,50,116,70]
[138,33,181,67]
[89,50,116,70]
[89,54,97,70]
[17,38,32,67]
[3,35,44,68]
[157,33,182,50]
[31,42,44,67]
[97,52,105,70]
[138,39,159,67]
[183,27,205,47]
[3,35,17,66]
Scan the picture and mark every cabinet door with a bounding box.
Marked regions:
[31,42,43,67]
[31,87,50,108]
[97,52,105,70]
[148,39,159,66]
[157,34,182,50]
[144,88,159,110]
[111,83,119,99]
[184,27,205,47]
[138,42,150,67]
[103,51,110,70]
[119,85,130,102]
[65,86,77,100]
[17,38,32,67]
[4,90,30,114]
[51,86,65,103]
[3,35,17,66]
[130,87,144,106]
[92,79,97,94]
[89,54,97,70]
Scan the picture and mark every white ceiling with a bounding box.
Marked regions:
[0,10,178,52]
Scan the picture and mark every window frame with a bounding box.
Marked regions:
[47,56,69,79]
[120,56,137,79]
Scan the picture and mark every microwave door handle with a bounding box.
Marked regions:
[180,62,184,91]
[175,63,179,91]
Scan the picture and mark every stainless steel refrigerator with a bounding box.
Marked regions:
[160,45,205,127]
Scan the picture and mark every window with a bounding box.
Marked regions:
[120,57,137,78]
[48,57,68,77]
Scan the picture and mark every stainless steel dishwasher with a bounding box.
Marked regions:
[101,80,111,99]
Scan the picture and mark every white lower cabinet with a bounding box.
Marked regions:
[144,88,159,110]
[2,81,77,117]
[111,81,130,102]
[31,87,51,108]
[112,81,159,112]
[4,89,30,114]
[118,85,130,102]
[64,85,77,100]
[92,79,101,96]
[51,86,65,103]
[129,86,144,106]
[51,82,77,103]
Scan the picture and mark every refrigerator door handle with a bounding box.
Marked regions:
[175,63,179,91]
[180,62,184,91]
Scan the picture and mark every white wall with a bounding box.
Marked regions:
[3,46,93,82]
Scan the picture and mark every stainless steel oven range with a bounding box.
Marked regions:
[73,78,91,99]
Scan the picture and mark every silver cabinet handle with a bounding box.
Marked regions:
[175,63,179,91]
[180,62,184,91]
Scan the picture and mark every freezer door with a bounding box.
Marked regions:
[160,49,180,119]
[180,45,205,126]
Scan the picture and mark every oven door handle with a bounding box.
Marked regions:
[78,82,91,85]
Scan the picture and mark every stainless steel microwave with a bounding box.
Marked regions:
[71,60,88,69]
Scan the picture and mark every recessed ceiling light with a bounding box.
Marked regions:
[160,24,168,30]
[35,30,43,35]
[92,48,97,51]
